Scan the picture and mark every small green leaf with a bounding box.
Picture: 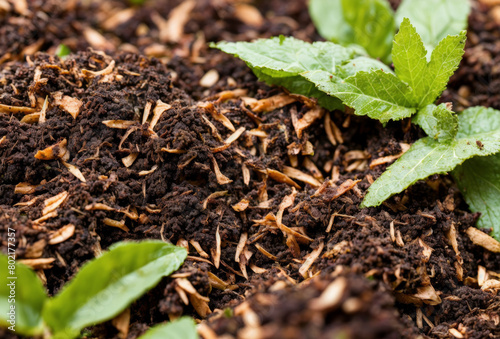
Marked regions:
[392,18,427,105]
[453,154,500,241]
[55,44,71,58]
[0,255,47,336]
[43,241,187,339]
[139,317,198,339]
[418,31,466,107]
[392,19,466,107]
[309,0,395,61]
[302,69,416,123]
[362,106,500,207]
[413,104,458,141]
[396,0,470,53]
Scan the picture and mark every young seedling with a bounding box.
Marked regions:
[212,17,500,240]
[0,241,189,338]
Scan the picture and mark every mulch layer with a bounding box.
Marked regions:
[0,0,499,338]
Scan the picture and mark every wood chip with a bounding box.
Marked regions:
[292,105,324,138]
[309,277,347,311]
[14,182,38,195]
[214,225,221,268]
[35,139,68,160]
[155,0,195,43]
[232,199,250,212]
[103,218,129,232]
[211,157,232,185]
[202,191,228,209]
[234,3,264,27]
[248,93,297,113]
[0,103,38,114]
[266,168,300,189]
[200,69,219,87]
[82,59,115,77]
[198,102,235,132]
[299,241,324,278]
[42,191,68,216]
[102,120,136,129]
[369,143,411,169]
[61,160,86,182]
[18,258,55,270]
[466,227,500,253]
[149,100,172,131]
[282,165,321,188]
[122,152,139,168]
[48,224,76,245]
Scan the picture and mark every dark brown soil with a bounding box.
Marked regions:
[1,1,499,339]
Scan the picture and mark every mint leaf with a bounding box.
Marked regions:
[396,0,470,53]
[392,19,466,107]
[362,106,500,207]
[43,241,187,339]
[303,69,416,123]
[309,0,395,61]
[413,104,458,141]
[0,255,47,336]
[139,317,198,339]
[418,31,466,106]
[392,18,427,105]
[453,154,500,240]
[211,37,389,111]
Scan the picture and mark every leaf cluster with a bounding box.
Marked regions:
[0,241,194,338]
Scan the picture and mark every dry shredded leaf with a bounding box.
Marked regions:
[235,232,248,263]
[214,225,221,268]
[200,69,219,87]
[466,227,500,253]
[189,240,210,258]
[202,191,228,209]
[155,0,195,43]
[198,102,235,132]
[232,199,250,212]
[330,179,361,200]
[111,308,131,339]
[138,165,158,176]
[412,285,442,305]
[254,243,278,261]
[83,28,115,51]
[37,96,49,124]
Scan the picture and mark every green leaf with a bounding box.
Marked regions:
[43,241,187,339]
[211,37,389,111]
[453,154,500,241]
[418,31,466,106]
[413,104,458,141]
[392,19,466,107]
[55,44,71,58]
[0,254,47,336]
[362,106,500,207]
[139,317,198,339]
[309,0,395,61]
[302,69,416,123]
[396,0,470,52]
[392,18,427,105]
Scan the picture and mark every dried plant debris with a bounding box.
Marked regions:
[0,1,500,339]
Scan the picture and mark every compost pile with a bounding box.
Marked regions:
[1,0,499,338]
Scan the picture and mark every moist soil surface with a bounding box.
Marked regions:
[1,1,500,338]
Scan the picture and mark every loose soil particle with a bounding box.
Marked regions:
[0,1,499,339]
